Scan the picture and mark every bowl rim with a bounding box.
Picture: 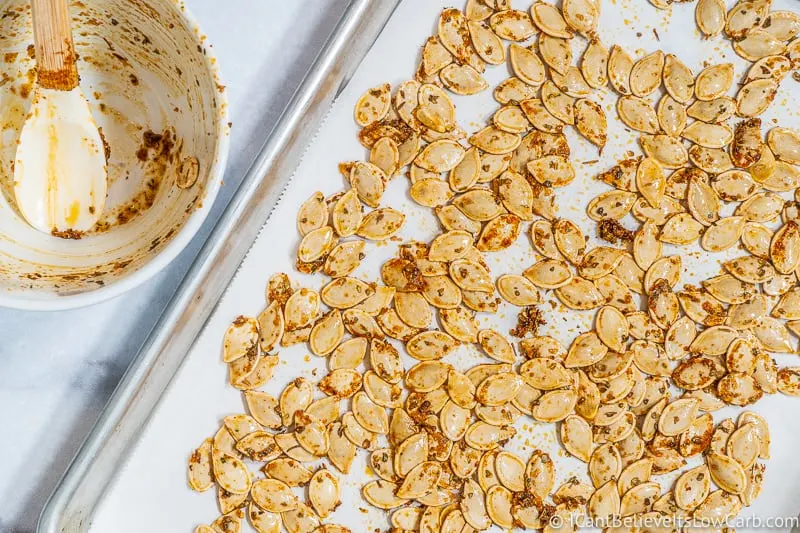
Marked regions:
[0,1,230,312]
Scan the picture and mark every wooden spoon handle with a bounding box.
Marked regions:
[31,0,79,90]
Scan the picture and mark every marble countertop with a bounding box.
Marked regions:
[0,0,348,530]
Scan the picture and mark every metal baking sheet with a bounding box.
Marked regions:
[37,1,400,531]
[42,0,800,531]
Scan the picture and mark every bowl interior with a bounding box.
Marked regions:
[0,0,226,306]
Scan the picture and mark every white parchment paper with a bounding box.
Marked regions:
[90,0,800,531]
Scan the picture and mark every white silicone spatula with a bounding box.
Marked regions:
[14,0,107,235]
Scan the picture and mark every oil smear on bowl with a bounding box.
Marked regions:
[0,0,227,303]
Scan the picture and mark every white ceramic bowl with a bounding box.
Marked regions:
[0,0,228,310]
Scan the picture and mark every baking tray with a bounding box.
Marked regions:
[40,0,800,531]
[37,1,401,531]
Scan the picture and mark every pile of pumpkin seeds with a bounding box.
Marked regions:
[188,0,800,532]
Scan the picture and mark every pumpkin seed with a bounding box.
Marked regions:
[726,423,761,469]
[526,450,556,499]
[687,97,736,124]
[674,464,711,511]
[620,481,660,517]
[324,241,365,278]
[468,21,504,65]
[520,98,564,134]
[737,191,784,222]
[617,96,660,134]
[362,480,407,509]
[745,54,792,85]
[550,66,593,98]
[465,421,516,450]
[475,372,522,406]
[609,45,634,95]
[718,372,763,406]
[679,412,714,456]
[441,63,488,95]
[587,190,638,221]
[264,457,313,487]
[391,508,422,531]
[244,391,282,430]
[706,452,747,495]
[188,439,214,492]
[524,258,573,289]
[352,391,388,434]
[574,99,607,148]
[496,169,534,219]
[741,463,766,507]
[596,274,637,313]
[696,0,726,36]
[493,106,531,135]
[726,0,769,40]
[656,95,687,138]
[371,137,399,177]
[636,157,666,209]
[630,51,664,97]
[734,29,787,61]
[406,361,452,393]
[280,378,313,426]
[407,330,458,361]
[490,9,537,41]
[416,140,466,173]
[439,306,479,342]
[436,205,482,235]
[417,83,456,133]
[357,208,405,240]
[530,2,572,37]
[738,78,779,120]
[683,122,733,149]
[496,274,541,306]
[510,44,546,87]
[232,353,277,390]
[319,369,362,399]
[712,170,758,202]
[770,221,800,274]
[753,316,795,352]
[332,189,363,238]
[486,485,514,528]
[521,357,572,390]
[557,276,605,310]
[469,126,521,154]
[695,64,734,101]
[778,367,800,396]
[588,481,621,521]
[582,39,609,89]
[689,145,733,174]
[494,77,538,105]
[533,388,578,422]
[596,306,630,353]
[541,81,575,125]
[589,443,622,488]
[693,489,742,521]
[355,83,391,126]
[561,414,593,462]
[251,478,298,513]
[395,80,421,131]
[438,8,479,69]
[632,221,661,271]
[223,316,259,364]
[422,275,462,309]
[460,478,492,530]
[632,340,671,377]
[477,213,521,252]
[297,192,328,236]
